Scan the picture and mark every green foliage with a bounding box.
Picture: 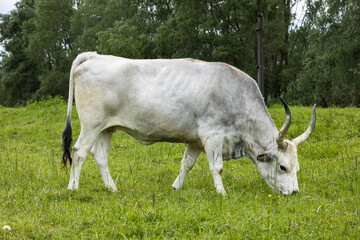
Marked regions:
[0,0,359,106]
[72,0,116,52]
[97,21,148,58]
[0,0,39,106]
[27,0,74,98]
[285,0,360,107]
[0,99,359,238]
[35,70,69,99]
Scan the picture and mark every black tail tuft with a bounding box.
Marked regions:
[62,117,72,168]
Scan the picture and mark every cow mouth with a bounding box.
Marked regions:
[278,187,300,195]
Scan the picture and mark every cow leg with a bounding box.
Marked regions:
[91,130,118,192]
[203,136,226,196]
[171,144,201,191]
[67,129,99,190]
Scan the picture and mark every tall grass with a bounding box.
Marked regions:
[0,97,359,239]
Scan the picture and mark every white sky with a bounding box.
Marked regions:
[0,0,19,55]
[292,0,307,28]
[0,0,18,14]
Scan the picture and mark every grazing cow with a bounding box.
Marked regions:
[62,52,316,195]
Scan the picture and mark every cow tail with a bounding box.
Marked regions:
[62,115,72,168]
[62,52,98,168]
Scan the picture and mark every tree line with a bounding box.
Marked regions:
[0,0,359,107]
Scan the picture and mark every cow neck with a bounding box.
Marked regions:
[242,107,278,161]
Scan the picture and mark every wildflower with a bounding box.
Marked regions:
[268,194,272,197]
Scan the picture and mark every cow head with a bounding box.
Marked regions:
[256,99,316,195]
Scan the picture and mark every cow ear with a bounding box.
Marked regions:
[257,154,271,162]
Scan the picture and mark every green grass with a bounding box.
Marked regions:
[0,97,359,239]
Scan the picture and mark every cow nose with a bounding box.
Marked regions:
[291,190,299,195]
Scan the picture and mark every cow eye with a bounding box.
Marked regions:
[257,154,271,162]
[280,165,287,172]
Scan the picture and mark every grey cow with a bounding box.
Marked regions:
[62,52,316,195]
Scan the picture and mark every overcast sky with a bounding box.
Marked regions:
[0,0,18,14]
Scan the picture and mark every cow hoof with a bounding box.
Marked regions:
[217,188,226,197]
[67,183,78,191]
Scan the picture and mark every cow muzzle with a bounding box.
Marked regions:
[278,186,300,195]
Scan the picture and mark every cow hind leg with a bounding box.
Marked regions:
[171,144,201,191]
[67,129,100,190]
[91,129,118,192]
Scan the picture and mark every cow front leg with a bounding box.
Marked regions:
[203,136,226,196]
[172,144,201,191]
[91,130,117,192]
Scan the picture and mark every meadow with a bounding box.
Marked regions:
[0,97,359,239]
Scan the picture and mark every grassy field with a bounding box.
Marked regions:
[0,97,359,239]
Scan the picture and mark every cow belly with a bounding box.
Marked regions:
[115,125,199,145]
[101,113,200,145]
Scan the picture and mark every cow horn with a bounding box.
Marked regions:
[277,98,291,150]
[292,104,316,146]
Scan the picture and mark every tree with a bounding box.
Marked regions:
[97,0,173,58]
[286,0,360,106]
[71,0,109,52]
[26,0,74,98]
[0,0,39,106]
[1,0,358,107]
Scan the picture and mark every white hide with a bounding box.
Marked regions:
[256,140,300,195]
[64,52,312,195]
